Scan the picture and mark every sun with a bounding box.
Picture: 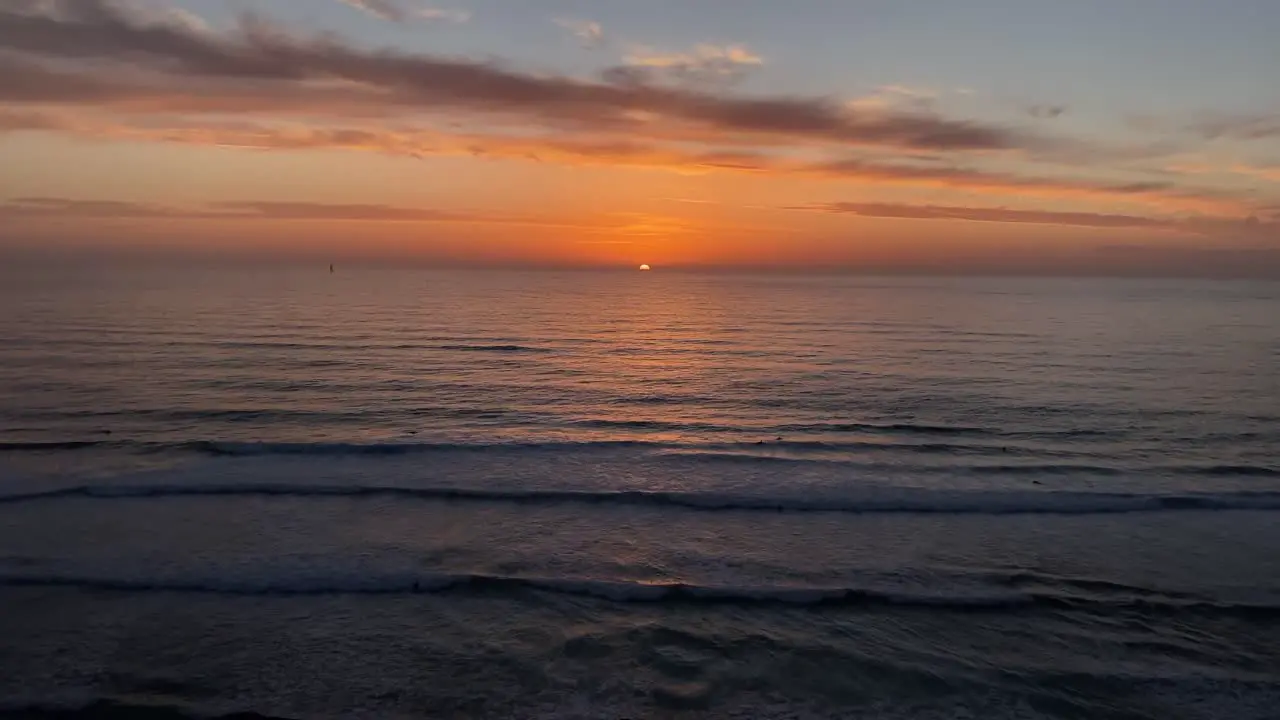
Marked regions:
[639,264,652,271]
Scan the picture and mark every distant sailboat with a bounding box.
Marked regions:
[330,264,334,273]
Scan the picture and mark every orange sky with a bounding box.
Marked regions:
[2,1,1278,275]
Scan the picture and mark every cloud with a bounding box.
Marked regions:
[842,86,939,113]
[801,158,1248,214]
[337,0,468,24]
[877,85,936,100]
[554,18,604,49]
[0,108,1250,216]
[0,0,1030,153]
[0,197,189,219]
[790,202,1170,229]
[614,44,764,87]
[0,197,595,228]
[1192,114,1280,141]
[0,197,471,221]
[1233,164,1280,182]
[214,201,476,222]
[1166,161,1280,183]
[0,107,777,170]
[0,197,733,241]
[0,107,73,131]
[338,0,411,22]
[1027,104,1067,120]
[415,7,471,23]
[791,201,1279,240]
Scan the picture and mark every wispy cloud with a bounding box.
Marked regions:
[554,18,604,48]
[1027,104,1068,120]
[0,108,1248,216]
[415,7,470,23]
[877,85,937,101]
[843,85,942,113]
[797,157,1248,215]
[338,0,469,24]
[0,197,745,244]
[790,202,1170,229]
[0,197,189,220]
[215,201,479,222]
[338,0,409,21]
[1167,161,1280,183]
[790,201,1278,240]
[0,197,623,230]
[1191,113,1280,141]
[612,44,764,87]
[0,196,473,222]
[627,45,764,69]
[1233,164,1280,182]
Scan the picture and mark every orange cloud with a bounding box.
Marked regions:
[1234,165,1280,182]
[612,44,765,87]
[2,108,1252,217]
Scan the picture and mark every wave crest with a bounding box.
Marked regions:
[1,570,1275,616]
[4,483,1280,516]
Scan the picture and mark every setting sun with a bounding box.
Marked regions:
[639,264,652,271]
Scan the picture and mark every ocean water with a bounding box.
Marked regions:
[1,262,1279,719]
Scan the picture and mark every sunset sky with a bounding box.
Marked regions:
[2,0,1279,274]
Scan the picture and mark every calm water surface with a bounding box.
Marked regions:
[1,263,1278,719]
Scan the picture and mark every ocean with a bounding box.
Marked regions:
[1,261,1278,719]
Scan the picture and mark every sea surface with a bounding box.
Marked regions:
[1,261,1279,719]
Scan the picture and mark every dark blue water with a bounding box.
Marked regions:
[2,262,1279,718]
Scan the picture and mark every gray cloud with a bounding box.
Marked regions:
[214,201,474,222]
[791,200,1278,240]
[793,202,1167,229]
[1027,104,1067,120]
[1192,113,1280,141]
[0,197,188,219]
[1,197,481,222]
[798,158,1245,213]
[554,18,604,49]
[0,197,640,231]
[0,0,1030,152]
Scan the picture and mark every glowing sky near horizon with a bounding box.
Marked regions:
[1,0,1278,273]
